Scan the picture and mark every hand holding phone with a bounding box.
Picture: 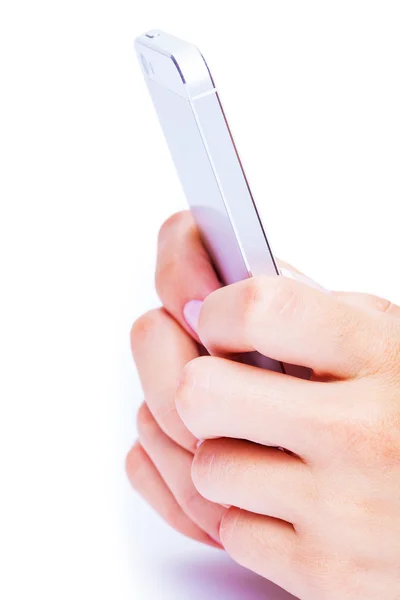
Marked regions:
[135,30,309,378]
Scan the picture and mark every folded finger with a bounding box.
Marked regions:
[125,441,218,547]
[192,438,313,525]
[176,355,339,460]
[131,308,198,452]
[198,276,395,379]
[220,508,299,597]
[137,403,226,544]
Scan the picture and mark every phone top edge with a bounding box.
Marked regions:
[135,30,215,99]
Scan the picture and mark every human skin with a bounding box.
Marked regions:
[127,211,400,598]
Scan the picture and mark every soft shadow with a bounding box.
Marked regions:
[158,553,298,600]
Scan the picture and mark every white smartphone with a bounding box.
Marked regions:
[135,30,307,378]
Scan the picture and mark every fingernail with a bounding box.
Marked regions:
[279,267,330,293]
[183,300,203,333]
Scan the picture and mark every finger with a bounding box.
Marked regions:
[333,291,400,317]
[220,507,299,597]
[137,403,226,544]
[176,355,338,460]
[198,276,394,379]
[155,211,220,339]
[125,441,219,547]
[131,308,198,452]
[192,438,313,524]
[275,267,400,318]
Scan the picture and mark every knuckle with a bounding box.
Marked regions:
[219,507,241,551]
[295,547,373,598]
[130,308,166,351]
[136,402,156,438]
[176,356,206,409]
[294,548,340,597]
[197,294,218,348]
[366,294,400,317]
[179,355,212,391]
[242,276,300,343]
[269,276,301,318]
[378,327,400,376]
[241,277,261,324]
[241,277,268,339]
[366,405,400,465]
[191,441,216,491]
[246,276,299,322]
[351,317,400,378]
[326,413,370,457]
[331,400,400,466]
[125,442,147,486]
[175,358,198,417]
[371,295,393,314]
[333,311,359,349]
[176,356,215,433]
[351,316,400,378]
[190,453,205,492]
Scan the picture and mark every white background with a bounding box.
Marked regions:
[1,1,400,599]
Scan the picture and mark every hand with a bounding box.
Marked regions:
[126,211,320,547]
[126,210,397,553]
[175,273,400,599]
[126,211,307,548]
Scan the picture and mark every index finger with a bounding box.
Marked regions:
[155,211,221,339]
[197,276,396,379]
